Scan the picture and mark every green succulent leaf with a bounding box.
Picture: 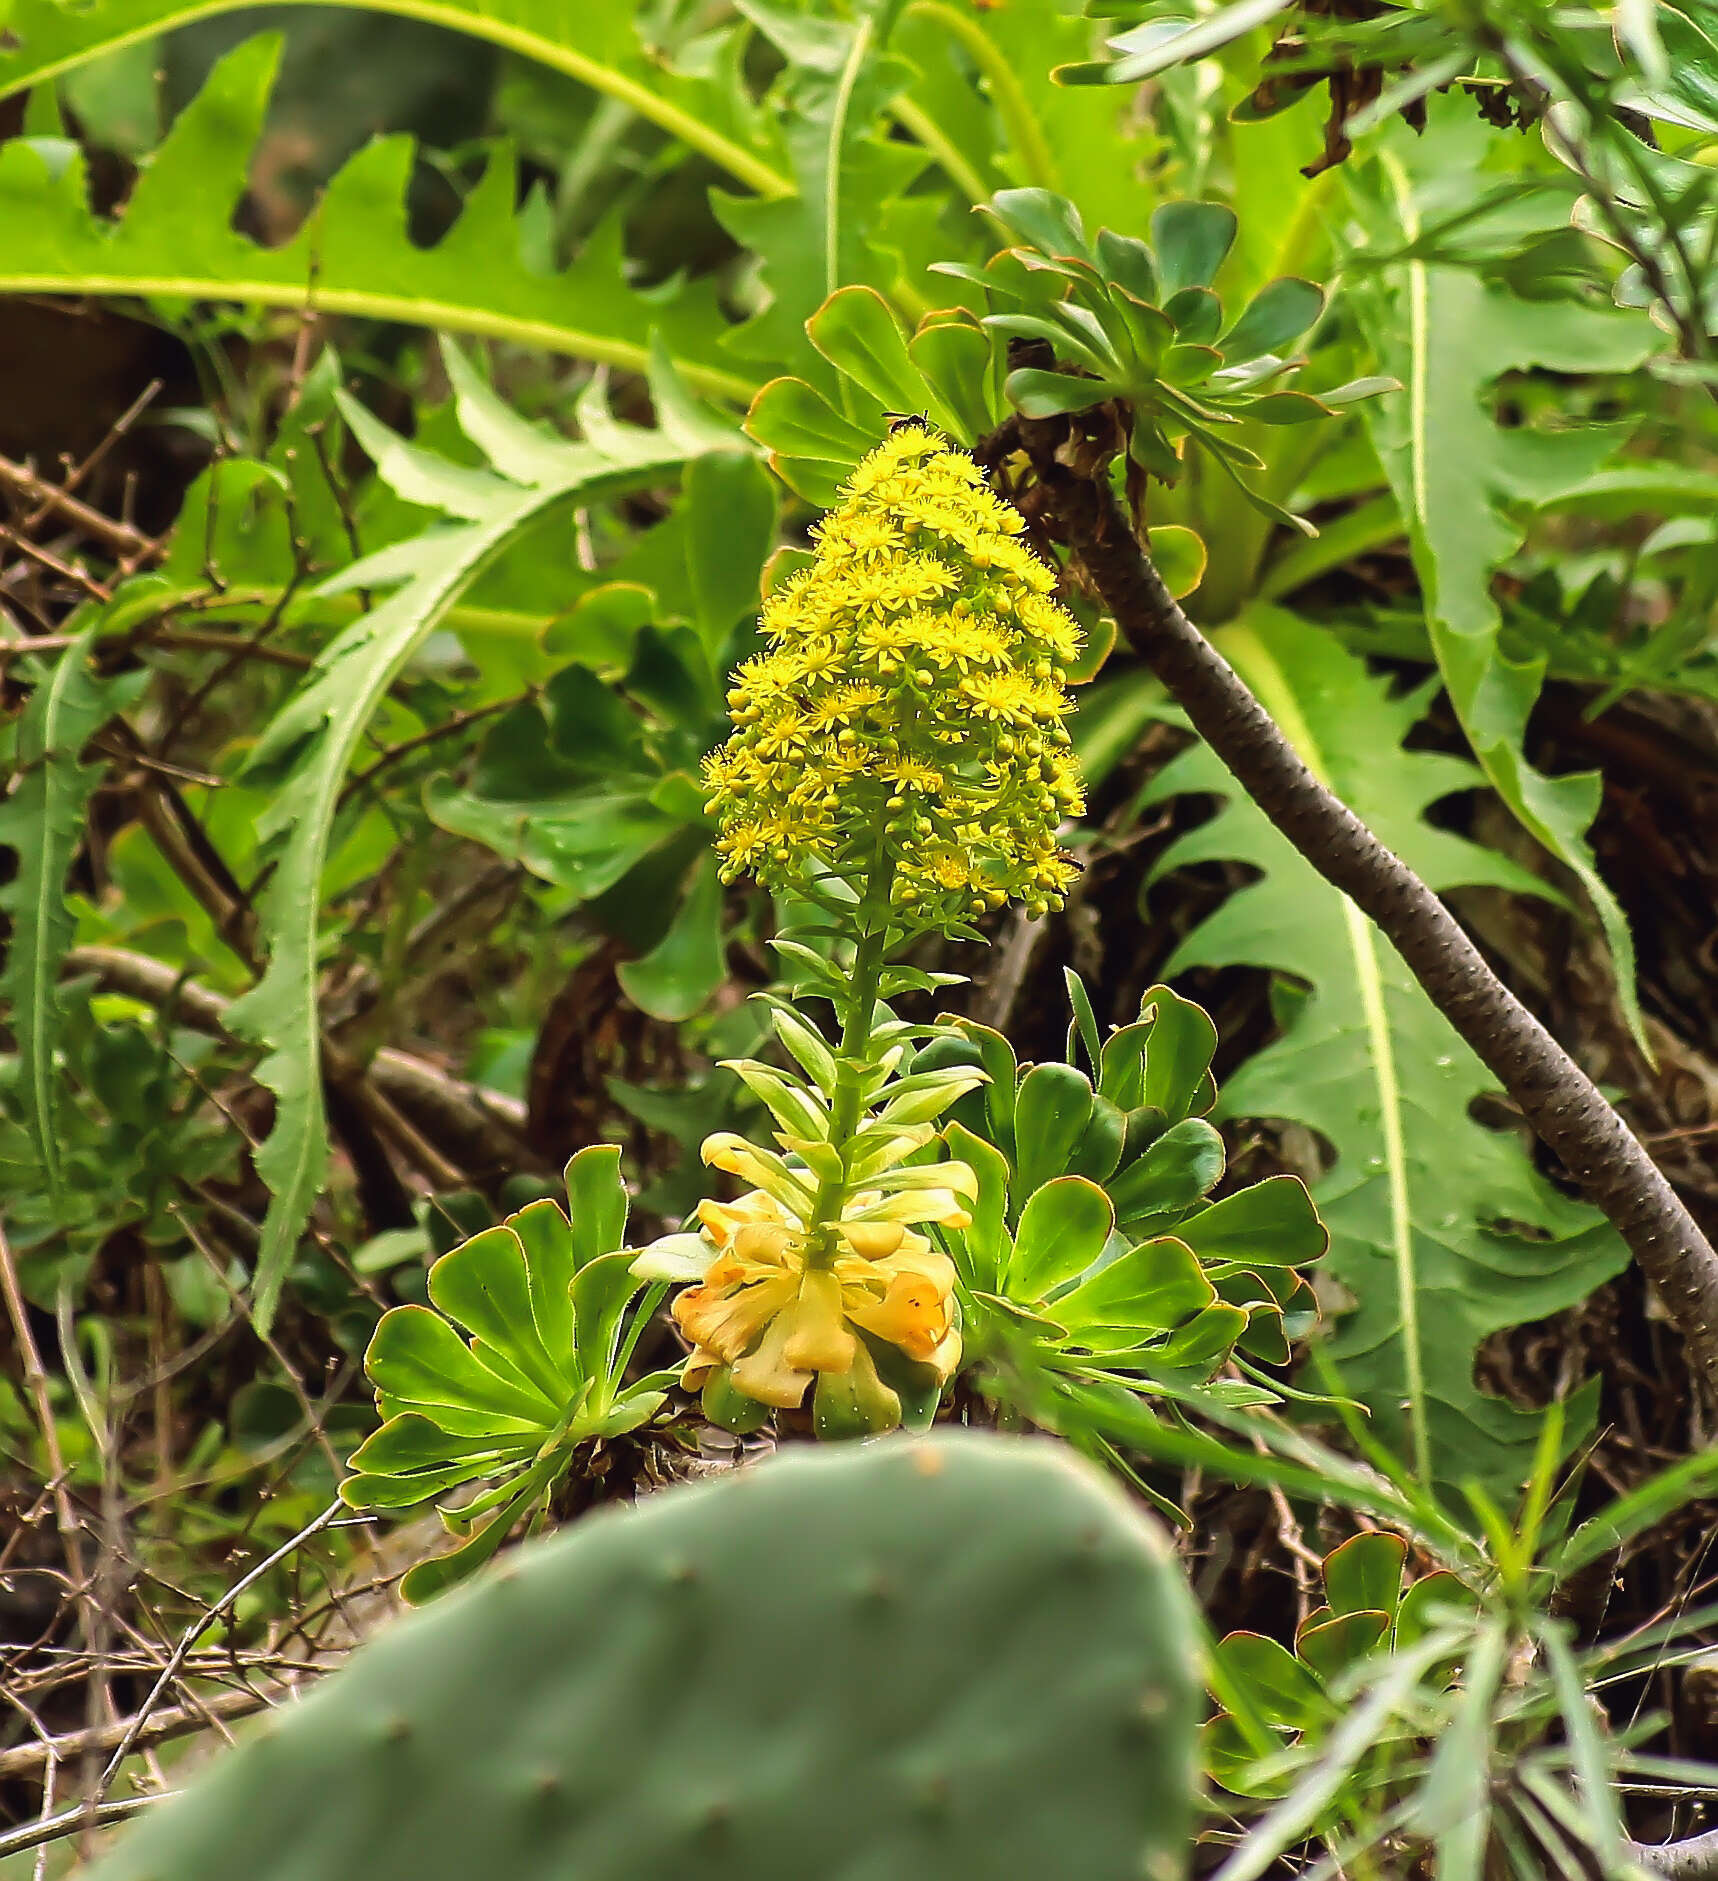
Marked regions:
[1012,1062,1097,1201]
[1323,1532,1408,1620]
[1008,1176,1116,1298]
[1212,1631,1332,1731]
[1394,1570,1483,1648]
[1054,1235,1216,1334]
[1295,1609,1391,1681]
[1177,1176,1326,1269]
[1106,1117,1226,1227]
[1151,202,1239,294]
[1223,276,1326,358]
[343,1152,660,1595]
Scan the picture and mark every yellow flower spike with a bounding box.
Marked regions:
[845,1248,962,1373]
[654,1183,964,1419]
[700,426,1085,936]
[780,1269,858,1374]
[849,1189,975,1230]
[699,1133,817,1215]
[658,428,1098,1435]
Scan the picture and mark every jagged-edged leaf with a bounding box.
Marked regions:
[715,16,925,390]
[0,37,755,400]
[0,627,146,1200]
[224,339,745,1330]
[1351,118,1656,1045]
[895,0,1158,238]
[1142,607,1627,1504]
[0,0,787,199]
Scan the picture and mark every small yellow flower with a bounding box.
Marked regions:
[881,754,946,795]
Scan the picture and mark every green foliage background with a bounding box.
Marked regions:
[3,0,1718,1869]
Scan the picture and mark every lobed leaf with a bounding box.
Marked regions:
[1142,606,1627,1502]
[0,628,146,1201]
[1352,123,1656,1046]
[0,38,754,400]
[226,342,742,1328]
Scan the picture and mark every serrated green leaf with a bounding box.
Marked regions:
[0,38,755,400]
[0,628,145,1200]
[0,0,787,198]
[1355,129,1656,1047]
[898,0,1157,239]
[1144,607,1627,1502]
[226,342,740,1330]
[715,22,922,387]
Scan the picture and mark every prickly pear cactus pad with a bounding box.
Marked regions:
[89,1433,1198,1881]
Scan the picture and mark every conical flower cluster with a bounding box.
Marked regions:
[702,427,1084,928]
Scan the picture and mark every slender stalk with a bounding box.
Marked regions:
[803,864,896,1268]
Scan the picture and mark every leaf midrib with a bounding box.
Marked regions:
[0,0,792,200]
[1219,620,1430,1482]
[0,275,758,404]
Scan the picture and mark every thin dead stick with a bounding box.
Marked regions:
[0,1219,84,1579]
[93,1498,345,1799]
[0,1686,285,1784]
[51,377,166,511]
[0,452,157,565]
[0,1796,161,1864]
[0,525,110,600]
[990,407,1718,1395]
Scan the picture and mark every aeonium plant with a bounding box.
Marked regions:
[631,425,1089,1438]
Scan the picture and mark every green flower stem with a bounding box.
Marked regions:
[803,864,896,1270]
